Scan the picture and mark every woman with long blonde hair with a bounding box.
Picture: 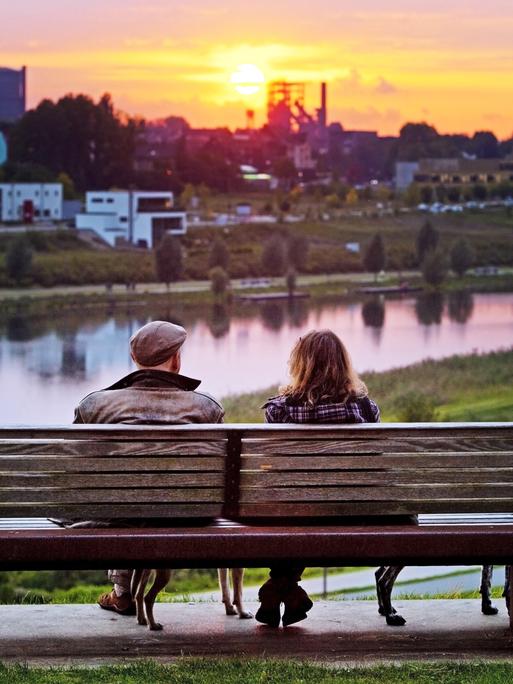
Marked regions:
[263,329,379,423]
[255,330,380,628]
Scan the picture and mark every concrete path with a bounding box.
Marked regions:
[1,600,512,665]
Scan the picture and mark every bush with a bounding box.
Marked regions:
[450,239,474,277]
[6,236,33,284]
[155,234,183,286]
[261,235,287,277]
[209,266,230,298]
[422,248,448,288]
[396,392,438,422]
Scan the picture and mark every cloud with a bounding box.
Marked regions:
[374,77,397,95]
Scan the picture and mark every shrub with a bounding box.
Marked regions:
[6,236,33,284]
[209,266,230,298]
[396,392,438,422]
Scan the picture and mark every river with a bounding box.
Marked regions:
[1,291,512,424]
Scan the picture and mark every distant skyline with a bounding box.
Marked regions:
[2,0,513,137]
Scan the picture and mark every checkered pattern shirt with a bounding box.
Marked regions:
[262,394,380,424]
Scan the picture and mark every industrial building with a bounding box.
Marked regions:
[396,157,513,190]
[75,190,187,248]
[0,183,63,223]
[0,66,26,122]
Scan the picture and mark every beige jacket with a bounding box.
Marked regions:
[73,369,224,425]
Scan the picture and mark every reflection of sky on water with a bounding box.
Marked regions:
[1,293,512,424]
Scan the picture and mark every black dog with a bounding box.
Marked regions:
[375,564,510,626]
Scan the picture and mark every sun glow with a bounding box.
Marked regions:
[230,64,265,96]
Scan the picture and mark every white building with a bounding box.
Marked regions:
[0,183,63,222]
[75,191,187,248]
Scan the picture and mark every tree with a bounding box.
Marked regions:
[209,238,229,271]
[9,93,138,191]
[57,172,78,200]
[6,235,33,283]
[155,234,183,287]
[209,266,230,298]
[450,239,474,277]
[288,234,309,272]
[416,220,439,264]
[422,249,448,288]
[261,235,287,277]
[363,234,386,281]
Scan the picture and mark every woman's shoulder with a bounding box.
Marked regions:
[261,394,288,409]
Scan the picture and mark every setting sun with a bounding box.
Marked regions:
[230,64,265,96]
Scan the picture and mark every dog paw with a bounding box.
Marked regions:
[137,617,148,626]
[238,609,254,619]
[150,623,163,631]
[482,604,499,616]
[385,613,406,627]
[225,604,238,616]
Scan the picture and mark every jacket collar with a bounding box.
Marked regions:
[104,369,201,392]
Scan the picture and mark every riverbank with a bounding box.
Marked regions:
[221,347,513,422]
[1,269,513,317]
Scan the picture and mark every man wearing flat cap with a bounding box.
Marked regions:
[73,320,224,614]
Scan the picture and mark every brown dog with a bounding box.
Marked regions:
[130,567,252,630]
[218,568,253,619]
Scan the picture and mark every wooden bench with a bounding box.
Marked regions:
[1,422,513,629]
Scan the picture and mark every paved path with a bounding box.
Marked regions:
[186,566,482,603]
[1,600,512,664]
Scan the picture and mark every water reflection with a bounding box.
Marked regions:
[362,297,385,328]
[415,292,444,326]
[1,292,512,424]
[448,291,474,324]
[208,304,231,339]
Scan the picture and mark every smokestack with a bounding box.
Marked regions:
[319,82,327,129]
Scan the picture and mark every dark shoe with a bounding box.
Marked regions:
[98,589,136,616]
[282,585,313,627]
[255,579,281,627]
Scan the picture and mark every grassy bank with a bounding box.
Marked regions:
[2,660,513,684]
[222,347,513,422]
[1,209,513,287]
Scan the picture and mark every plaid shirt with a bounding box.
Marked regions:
[262,394,380,424]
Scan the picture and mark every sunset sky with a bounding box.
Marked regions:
[2,0,513,137]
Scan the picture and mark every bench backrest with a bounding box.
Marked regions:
[1,423,512,521]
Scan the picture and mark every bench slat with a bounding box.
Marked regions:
[240,469,513,486]
[0,504,221,518]
[0,488,223,503]
[239,485,513,502]
[237,501,513,516]
[242,453,513,470]
[0,473,224,487]
[242,438,513,455]
[0,456,223,472]
[0,440,226,456]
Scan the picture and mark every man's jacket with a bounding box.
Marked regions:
[73,369,224,424]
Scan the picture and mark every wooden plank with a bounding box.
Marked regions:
[0,473,224,488]
[241,453,513,470]
[0,456,224,473]
[0,440,226,456]
[241,438,513,455]
[0,426,229,440]
[0,488,223,504]
[240,469,513,487]
[237,500,513,517]
[0,503,221,518]
[239,485,513,502]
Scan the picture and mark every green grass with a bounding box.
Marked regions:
[2,660,513,684]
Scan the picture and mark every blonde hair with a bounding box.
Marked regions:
[280,330,367,405]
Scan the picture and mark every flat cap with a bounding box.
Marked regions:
[130,320,187,367]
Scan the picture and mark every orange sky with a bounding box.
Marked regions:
[2,0,513,137]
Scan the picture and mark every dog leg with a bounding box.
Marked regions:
[377,566,406,626]
[231,568,253,619]
[132,569,150,626]
[480,565,498,615]
[218,568,238,615]
[144,569,171,631]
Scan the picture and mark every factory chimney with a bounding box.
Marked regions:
[318,82,327,129]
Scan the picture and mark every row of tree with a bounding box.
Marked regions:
[363,220,475,287]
